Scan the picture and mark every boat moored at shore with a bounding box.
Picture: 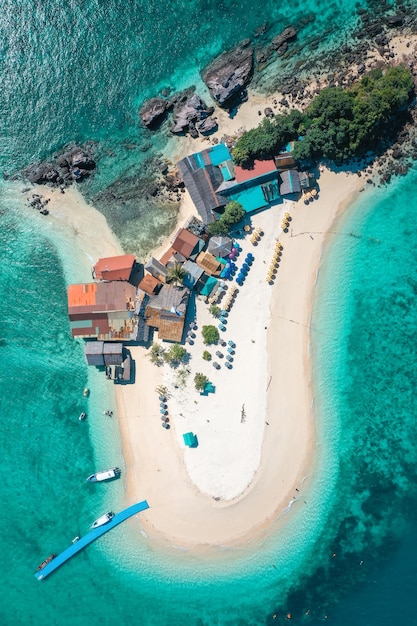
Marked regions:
[86,468,121,483]
[90,511,115,529]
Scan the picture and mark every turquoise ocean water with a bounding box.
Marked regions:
[1,1,417,624]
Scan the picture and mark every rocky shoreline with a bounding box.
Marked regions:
[18,4,417,226]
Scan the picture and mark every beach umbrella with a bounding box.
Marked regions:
[207,235,233,258]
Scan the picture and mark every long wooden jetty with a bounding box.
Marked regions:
[35,500,149,580]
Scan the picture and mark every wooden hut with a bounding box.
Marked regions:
[145,284,190,342]
[196,251,222,276]
[144,257,168,282]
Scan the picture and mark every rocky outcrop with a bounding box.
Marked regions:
[271,26,297,54]
[171,93,215,134]
[23,145,96,186]
[139,97,171,127]
[385,14,404,27]
[25,163,59,184]
[202,41,254,108]
[196,116,218,135]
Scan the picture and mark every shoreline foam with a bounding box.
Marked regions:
[115,167,364,550]
[26,90,368,553]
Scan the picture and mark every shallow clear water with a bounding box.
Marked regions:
[1,0,417,624]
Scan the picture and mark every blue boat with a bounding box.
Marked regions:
[34,500,149,581]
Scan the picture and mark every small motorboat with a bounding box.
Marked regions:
[72,536,81,544]
[90,511,115,529]
[79,412,87,421]
[86,468,121,483]
[36,554,56,571]
[83,388,89,397]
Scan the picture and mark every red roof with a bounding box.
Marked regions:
[234,159,277,183]
[94,254,136,281]
[171,228,199,259]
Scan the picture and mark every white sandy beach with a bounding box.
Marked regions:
[26,84,367,551]
[116,168,363,549]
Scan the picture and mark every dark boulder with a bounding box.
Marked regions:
[392,144,403,159]
[139,97,170,127]
[202,42,254,108]
[69,148,95,170]
[386,14,404,27]
[271,26,297,51]
[196,116,218,135]
[25,163,59,184]
[171,93,214,134]
[264,107,274,118]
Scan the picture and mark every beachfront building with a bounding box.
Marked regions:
[93,254,137,282]
[178,143,290,224]
[279,169,302,196]
[144,284,190,342]
[177,144,231,224]
[67,281,138,341]
[145,257,168,283]
[171,227,202,260]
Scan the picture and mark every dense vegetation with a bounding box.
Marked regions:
[208,200,246,235]
[202,325,219,345]
[232,66,414,165]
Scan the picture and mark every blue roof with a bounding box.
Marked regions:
[208,144,231,166]
[200,276,218,296]
[228,186,268,213]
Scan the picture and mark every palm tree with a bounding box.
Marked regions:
[166,262,186,287]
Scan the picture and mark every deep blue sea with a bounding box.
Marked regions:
[1,1,417,624]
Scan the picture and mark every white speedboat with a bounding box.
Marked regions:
[86,468,121,483]
[90,511,115,529]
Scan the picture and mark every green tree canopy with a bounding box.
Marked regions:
[166,262,186,287]
[148,342,164,366]
[208,220,229,236]
[202,325,219,345]
[232,65,414,165]
[222,201,245,226]
[194,372,209,391]
[163,343,188,366]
